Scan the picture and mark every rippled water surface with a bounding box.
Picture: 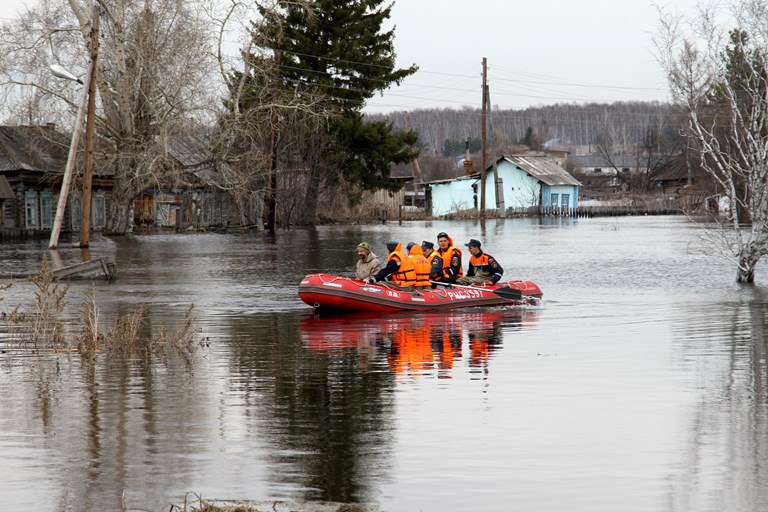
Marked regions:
[3,216,768,512]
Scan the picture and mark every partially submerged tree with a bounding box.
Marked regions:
[655,2,768,282]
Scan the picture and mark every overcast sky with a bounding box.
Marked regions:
[0,0,702,114]
[366,0,704,113]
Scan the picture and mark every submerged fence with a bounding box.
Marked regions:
[502,204,684,218]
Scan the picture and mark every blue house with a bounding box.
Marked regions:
[423,153,581,217]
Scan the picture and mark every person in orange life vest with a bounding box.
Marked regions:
[365,241,417,288]
[456,239,504,285]
[421,241,444,287]
[406,242,432,288]
[435,231,463,283]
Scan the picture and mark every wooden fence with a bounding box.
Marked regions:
[502,204,683,218]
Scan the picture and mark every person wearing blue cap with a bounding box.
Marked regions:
[456,239,504,285]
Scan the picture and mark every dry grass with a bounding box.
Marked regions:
[2,260,203,361]
[4,259,70,352]
[169,495,371,512]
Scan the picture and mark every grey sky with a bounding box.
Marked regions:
[0,0,702,114]
[365,0,702,113]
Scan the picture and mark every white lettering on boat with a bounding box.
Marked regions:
[300,280,310,285]
[446,289,484,300]
[323,282,343,288]
[411,297,426,302]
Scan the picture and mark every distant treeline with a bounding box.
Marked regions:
[367,101,676,157]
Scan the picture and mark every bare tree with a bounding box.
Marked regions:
[655,1,768,282]
[0,0,221,235]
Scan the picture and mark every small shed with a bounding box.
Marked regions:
[422,175,478,217]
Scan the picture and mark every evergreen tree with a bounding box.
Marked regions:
[254,0,419,223]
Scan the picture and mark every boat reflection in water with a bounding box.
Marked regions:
[300,308,540,380]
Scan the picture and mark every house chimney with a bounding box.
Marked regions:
[463,139,474,175]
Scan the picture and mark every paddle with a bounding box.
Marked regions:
[430,281,522,301]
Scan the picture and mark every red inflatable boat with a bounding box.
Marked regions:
[298,273,542,312]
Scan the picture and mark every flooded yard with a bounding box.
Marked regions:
[2,216,768,511]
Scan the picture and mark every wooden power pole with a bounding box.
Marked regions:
[79,5,100,248]
[263,51,280,233]
[486,85,505,217]
[480,57,487,218]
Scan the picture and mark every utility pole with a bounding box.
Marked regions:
[402,112,423,208]
[486,85,505,217]
[263,51,280,233]
[79,5,100,248]
[480,57,487,218]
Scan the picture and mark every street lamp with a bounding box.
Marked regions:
[50,64,84,85]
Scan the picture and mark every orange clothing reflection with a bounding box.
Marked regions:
[300,309,538,380]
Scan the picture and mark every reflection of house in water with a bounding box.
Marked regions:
[300,309,539,380]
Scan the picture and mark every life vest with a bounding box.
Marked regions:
[469,252,491,273]
[408,246,431,288]
[388,244,416,287]
[425,251,442,279]
[438,239,464,278]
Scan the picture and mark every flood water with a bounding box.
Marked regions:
[2,216,768,512]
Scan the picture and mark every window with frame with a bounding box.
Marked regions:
[40,190,52,229]
[24,191,38,229]
[93,191,106,228]
[69,190,82,230]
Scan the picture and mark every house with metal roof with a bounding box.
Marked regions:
[422,153,581,217]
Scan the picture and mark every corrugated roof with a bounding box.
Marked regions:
[498,154,582,187]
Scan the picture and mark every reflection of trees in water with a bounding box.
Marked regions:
[0,302,205,512]
[226,312,395,504]
[675,298,768,512]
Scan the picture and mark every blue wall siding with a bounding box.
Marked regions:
[484,161,541,209]
[542,185,579,208]
[429,177,476,216]
[429,160,580,216]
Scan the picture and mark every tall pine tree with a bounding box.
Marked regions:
[254,0,419,223]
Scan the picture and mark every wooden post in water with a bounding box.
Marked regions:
[79,5,100,248]
[480,57,487,218]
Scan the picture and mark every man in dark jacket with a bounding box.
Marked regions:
[456,239,504,285]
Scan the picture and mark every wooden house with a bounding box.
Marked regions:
[134,134,260,231]
[0,125,112,238]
